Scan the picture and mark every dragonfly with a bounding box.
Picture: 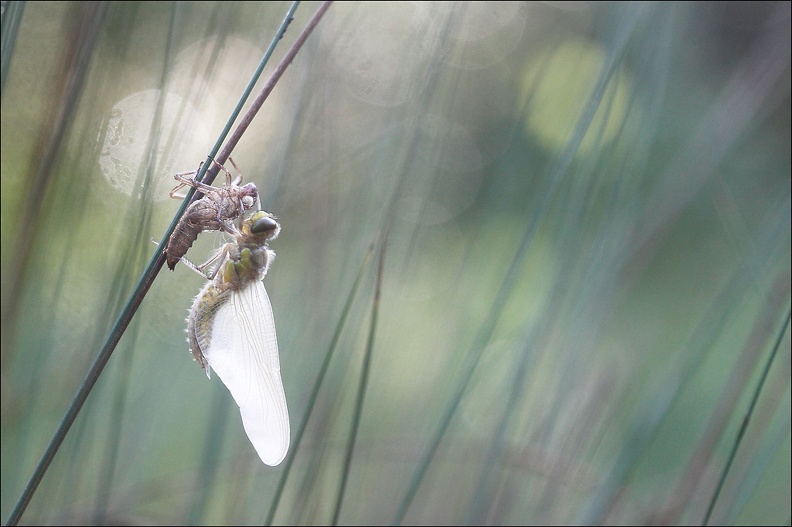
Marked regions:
[185,210,290,466]
[165,157,260,270]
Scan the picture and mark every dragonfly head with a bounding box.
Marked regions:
[246,211,281,242]
[240,183,259,211]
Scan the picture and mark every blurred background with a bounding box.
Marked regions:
[1,1,789,525]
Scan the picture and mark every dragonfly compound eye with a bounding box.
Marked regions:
[251,216,279,235]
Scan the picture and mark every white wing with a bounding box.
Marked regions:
[202,281,290,466]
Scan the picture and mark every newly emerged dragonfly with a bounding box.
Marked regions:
[185,210,289,466]
[165,157,260,270]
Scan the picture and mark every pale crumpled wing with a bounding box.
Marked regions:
[202,281,290,466]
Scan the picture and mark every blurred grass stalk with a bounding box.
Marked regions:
[1,1,790,525]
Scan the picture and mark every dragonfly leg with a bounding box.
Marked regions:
[170,162,217,199]
[209,157,236,186]
[199,243,233,280]
[174,257,208,278]
[177,247,227,279]
[219,220,242,237]
[227,156,244,186]
[169,174,197,199]
[173,172,217,192]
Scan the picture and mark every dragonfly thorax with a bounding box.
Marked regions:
[221,244,273,289]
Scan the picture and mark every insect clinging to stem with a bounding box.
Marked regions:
[185,209,290,466]
[165,157,260,270]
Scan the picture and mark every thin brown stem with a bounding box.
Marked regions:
[205,1,334,186]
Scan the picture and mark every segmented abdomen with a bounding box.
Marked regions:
[187,281,231,371]
[165,199,226,270]
[167,223,201,270]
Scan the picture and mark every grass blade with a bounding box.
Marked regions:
[702,309,791,525]
[2,2,325,523]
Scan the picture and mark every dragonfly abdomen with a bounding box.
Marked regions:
[187,281,230,372]
[166,196,235,270]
